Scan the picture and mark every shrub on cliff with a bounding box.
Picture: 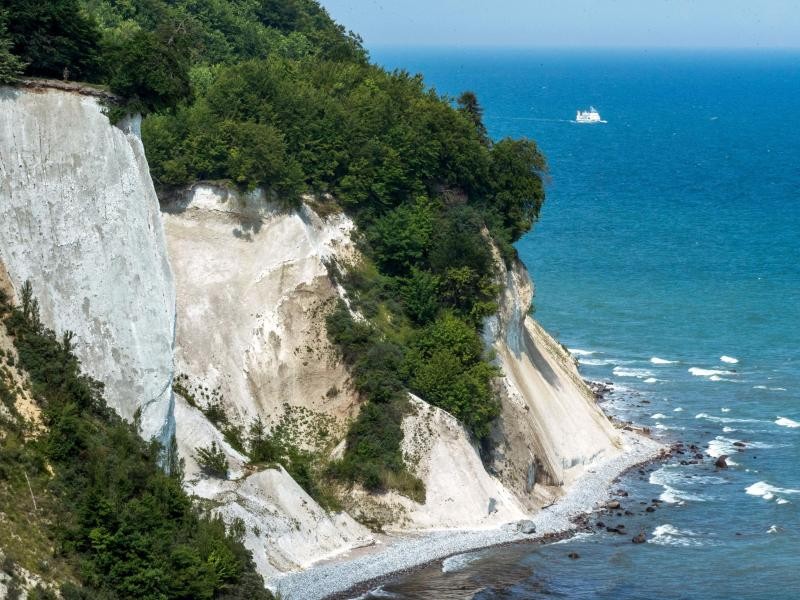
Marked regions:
[0,286,272,599]
[196,441,229,478]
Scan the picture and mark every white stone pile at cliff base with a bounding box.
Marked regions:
[274,430,663,600]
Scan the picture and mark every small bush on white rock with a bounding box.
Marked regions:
[196,440,229,479]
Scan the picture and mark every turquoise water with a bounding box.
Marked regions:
[364,49,800,598]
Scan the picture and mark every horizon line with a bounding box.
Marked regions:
[366,43,800,52]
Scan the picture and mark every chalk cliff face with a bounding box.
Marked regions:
[0,87,176,446]
[484,252,621,506]
[0,86,621,585]
[161,185,358,434]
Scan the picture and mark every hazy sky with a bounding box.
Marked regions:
[322,1,800,48]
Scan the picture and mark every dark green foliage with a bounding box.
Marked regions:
[486,138,547,241]
[367,198,435,276]
[325,303,423,500]
[404,313,500,439]
[196,441,228,479]
[457,91,488,143]
[102,26,193,114]
[0,286,272,599]
[247,416,340,511]
[0,12,26,83]
[0,0,101,80]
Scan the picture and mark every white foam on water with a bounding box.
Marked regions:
[551,532,593,545]
[745,481,800,501]
[753,385,768,390]
[644,377,659,383]
[569,348,596,356]
[689,367,734,377]
[673,407,684,412]
[776,498,790,505]
[771,387,787,391]
[655,423,670,430]
[722,426,736,433]
[720,356,739,364]
[707,436,739,458]
[721,407,731,413]
[650,357,677,365]
[441,551,486,573]
[349,586,399,599]
[579,357,615,366]
[695,413,764,424]
[649,524,705,547]
[775,417,800,428]
[767,525,779,534]
[649,468,709,504]
[613,366,655,379]
[651,413,668,420]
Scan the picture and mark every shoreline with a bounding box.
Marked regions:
[272,428,666,600]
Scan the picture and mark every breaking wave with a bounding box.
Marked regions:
[650,357,677,365]
[649,524,706,547]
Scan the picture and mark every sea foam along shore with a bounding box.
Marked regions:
[272,429,664,600]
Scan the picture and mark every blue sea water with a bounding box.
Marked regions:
[364,48,800,599]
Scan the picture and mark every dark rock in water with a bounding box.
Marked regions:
[646,506,656,513]
[517,520,536,534]
[488,497,497,514]
[607,500,621,509]
[715,455,729,469]
[632,532,647,544]
[568,552,580,559]
[617,524,626,529]
[606,526,625,535]
[694,453,704,460]
[625,510,634,516]
[615,489,629,497]
[596,521,605,528]
[733,441,746,448]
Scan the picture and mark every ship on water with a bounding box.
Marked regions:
[575,107,605,123]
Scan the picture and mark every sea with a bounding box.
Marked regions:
[359,48,800,599]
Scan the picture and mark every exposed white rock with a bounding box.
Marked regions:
[163,186,373,578]
[173,394,374,581]
[484,252,621,505]
[161,184,358,434]
[383,395,527,530]
[0,87,176,445]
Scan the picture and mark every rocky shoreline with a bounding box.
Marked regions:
[272,427,666,600]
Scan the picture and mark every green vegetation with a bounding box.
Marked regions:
[196,441,229,479]
[1,0,546,502]
[0,10,26,83]
[0,284,271,599]
[247,411,341,511]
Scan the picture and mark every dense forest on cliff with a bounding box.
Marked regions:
[0,0,546,525]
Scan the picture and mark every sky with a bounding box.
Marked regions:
[322,1,800,49]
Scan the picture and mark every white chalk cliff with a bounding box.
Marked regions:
[0,85,621,586]
[0,87,176,446]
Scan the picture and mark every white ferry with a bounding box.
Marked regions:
[575,107,604,123]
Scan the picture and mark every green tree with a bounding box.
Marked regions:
[367,198,435,276]
[488,138,547,241]
[457,90,488,142]
[0,0,101,80]
[0,11,25,83]
[103,26,192,113]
